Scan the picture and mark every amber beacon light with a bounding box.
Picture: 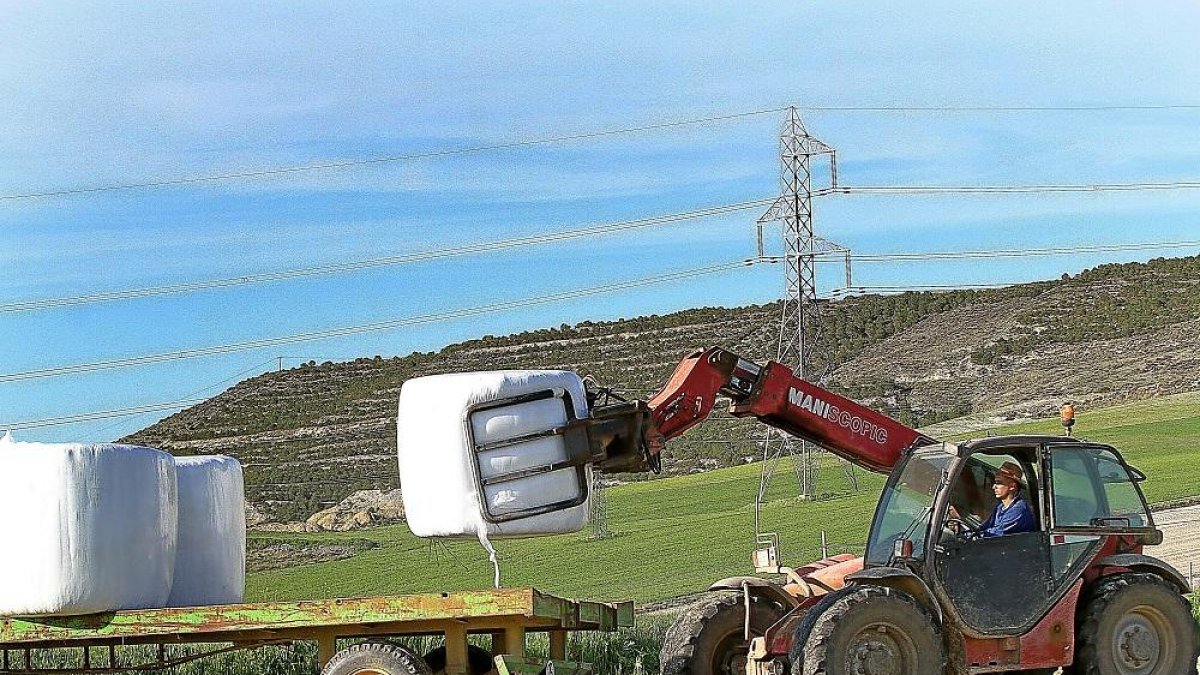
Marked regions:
[1060,403,1076,436]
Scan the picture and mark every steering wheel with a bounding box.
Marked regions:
[942,518,968,539]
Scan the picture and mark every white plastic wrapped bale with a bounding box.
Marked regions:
[397,370,592,539]
[168,455,246,607]
[0,437,177,616]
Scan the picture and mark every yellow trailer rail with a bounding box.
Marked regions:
[0,588,634,675]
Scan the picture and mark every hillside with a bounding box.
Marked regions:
[125,255,1200,522]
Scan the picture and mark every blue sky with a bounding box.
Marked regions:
[2,1,1199,442]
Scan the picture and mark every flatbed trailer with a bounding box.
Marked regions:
[0,588,633,675]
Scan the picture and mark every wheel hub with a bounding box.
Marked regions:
[715,633,751,675]
[849,626,909,675]
[1113,613,1162,675]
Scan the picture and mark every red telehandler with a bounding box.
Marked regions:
[593,347,1199,675]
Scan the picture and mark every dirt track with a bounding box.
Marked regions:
[1148,504,1200,586]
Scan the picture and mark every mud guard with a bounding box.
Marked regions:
[1094,553,1191,594]
[707,577,799,609]
[843,567,943,624]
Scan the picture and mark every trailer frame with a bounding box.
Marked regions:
[0,588,633,675]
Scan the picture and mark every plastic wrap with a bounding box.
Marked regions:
[0,440,177,616]
[397,370,591,539]
[168,455,246,607]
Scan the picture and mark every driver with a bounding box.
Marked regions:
[970,462,1037,538]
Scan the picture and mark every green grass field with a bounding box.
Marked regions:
[947,391,1200,504]
[249,392,1200,606]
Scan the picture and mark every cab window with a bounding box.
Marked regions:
[946,452,1039,533]
[1049,445,1149,529]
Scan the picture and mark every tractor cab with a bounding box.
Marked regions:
[866,435,1161,635]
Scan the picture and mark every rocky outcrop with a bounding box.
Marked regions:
[305,489,406,532]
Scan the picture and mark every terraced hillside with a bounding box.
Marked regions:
[125,255,1200,522]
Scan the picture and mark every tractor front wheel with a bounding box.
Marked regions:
[660,592,787,675]
[791,585,944,675]
[1071,573,1198,675]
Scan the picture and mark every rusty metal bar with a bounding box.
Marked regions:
[549,630,567,660]
[2,589,633,649]
[444,622,469,675]
[0,642,267,674]
[490,630,507,655]
[503,625,526,659]
[0,590,634,673]
[316,631,337,669]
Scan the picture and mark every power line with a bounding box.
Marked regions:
[828,283,1016,297]
[799,104,1200,112]
[7,205,1191,317]
[760,240,1200,265]
[0,259,756,383]
[2,399,209,431]
[844,240,1200,262]
[0,359,276,433]
[0,199,771,314]
[6,103,1199,202]
[0,108,787,201]
[822,181,1200,196]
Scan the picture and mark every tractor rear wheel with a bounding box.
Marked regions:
[1071,573,1198,675]
[791,585,943,675]
[660,592,787,675]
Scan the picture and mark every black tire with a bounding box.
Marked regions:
[322,642,433,675]
[791,585,944,675]
[660,592,788,675]
[423,644,496,675]
[1071,573,1198,675]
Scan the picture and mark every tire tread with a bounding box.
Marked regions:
[1071,572,1198,675]
[793,585,943,675]
[322,642,434,675]
[660,592,782,675]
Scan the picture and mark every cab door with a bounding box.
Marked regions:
[931,454,1054,635]
[1043,443,1155,588]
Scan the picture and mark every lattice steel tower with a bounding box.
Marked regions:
[754,107,842,506]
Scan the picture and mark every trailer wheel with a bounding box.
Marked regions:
[423,644,496,675]
[322,642,433,675]
[792,585,943,675]
[660,592,786,675]
[1071,573,1198,675]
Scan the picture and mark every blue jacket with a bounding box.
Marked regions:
[976,497,1037,538]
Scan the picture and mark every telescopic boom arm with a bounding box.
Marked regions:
[645,347,936,474]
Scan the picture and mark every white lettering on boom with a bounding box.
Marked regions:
[787,387,889,445]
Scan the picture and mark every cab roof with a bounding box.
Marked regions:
[957,434,1088,454]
